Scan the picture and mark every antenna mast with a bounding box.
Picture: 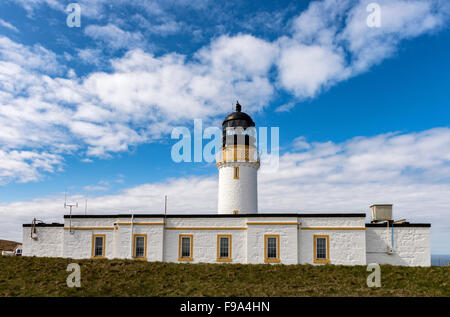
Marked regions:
[164,195,167,215]
[64,199,78,234]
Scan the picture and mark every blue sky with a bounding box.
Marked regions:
[0,0,449,254]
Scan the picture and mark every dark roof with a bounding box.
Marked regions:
[62,213,367,219]
[23,223,64,227]
[366,223,431,228]
[222,102,255,129]
[25,216,431,227]
[223,111,255,126]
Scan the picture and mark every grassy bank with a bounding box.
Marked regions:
[0,256,448,297]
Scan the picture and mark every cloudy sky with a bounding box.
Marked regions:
[0,0,449,254]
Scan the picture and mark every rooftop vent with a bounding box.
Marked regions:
[370,204,393,222]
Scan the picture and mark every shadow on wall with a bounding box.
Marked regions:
[366,252,409,266]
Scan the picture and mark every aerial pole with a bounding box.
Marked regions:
[64,198,78,234]
[164,195,167,218]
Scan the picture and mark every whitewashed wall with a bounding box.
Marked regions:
[298,217,367,265]
[63,217,116,259]
[63,229,115,259]
[22,215,430,266]
[218,162,258,214]
[246,217,298,265]
[366,226,431,266]
[164,217,247,263]
[22,226,64,257]
[115,217,165,261]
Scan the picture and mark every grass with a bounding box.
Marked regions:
[0,256,448,297]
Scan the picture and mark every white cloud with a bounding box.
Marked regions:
[274,101,296,112]
[81,34,276,125]
[0,19,19,32]
[276,42,346,97]
[14,0,65,15]
[77,48,102,65]
[262,127,450,184]
[14,0,108,18]
[0,36,61,74]
[147,20,183,36]
[0,149,63,184]
[276,0,450,96]
[0,33,277,181]
[341,0,449,73]
[292,136,311,150]
[84,24,146,50]
[83,185,109,191]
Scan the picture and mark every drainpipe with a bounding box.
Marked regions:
[113,222,118,259]
[386,220,394,254]
[130,214,134,259]
[391,221,394,249]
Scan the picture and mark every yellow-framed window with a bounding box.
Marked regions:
[264,234,280,263]
[234,166,239,179]
[217,234,232,262]
[178,234,193,261]
[313,235,330,264]
[133,234,147,259]
[233,210,239,215]
[91,234,106,258]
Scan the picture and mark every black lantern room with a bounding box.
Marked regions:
[222,102,256,148]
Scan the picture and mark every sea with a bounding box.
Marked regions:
[431,254,450,266]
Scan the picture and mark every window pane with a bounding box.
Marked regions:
[267,237,277,259]
[135,236,145,258]
[181,237,191,258]
[94,236,103,257]
[219,237,229,258]
[316,238,327,259]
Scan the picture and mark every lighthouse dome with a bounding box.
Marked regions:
[222,102,255,130]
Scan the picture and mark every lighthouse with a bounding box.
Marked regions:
[217,102,260,214]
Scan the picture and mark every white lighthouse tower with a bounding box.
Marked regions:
[217,102,259,215]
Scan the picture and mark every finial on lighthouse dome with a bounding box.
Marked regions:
[236,100,241,112]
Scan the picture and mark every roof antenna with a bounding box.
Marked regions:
[64,194,78,235]
[164,195,168,216]
[84,198,88,215]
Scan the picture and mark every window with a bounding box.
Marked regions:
[133,234,147,259]
[314,235,330,264]
[178,234,193,261]
[234,166,239,179]
[264,235,280,263]
[92,234,105,258]
[217,235,232,262]
[233,210,239,215]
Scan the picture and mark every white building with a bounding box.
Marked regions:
[22,103,431,266]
